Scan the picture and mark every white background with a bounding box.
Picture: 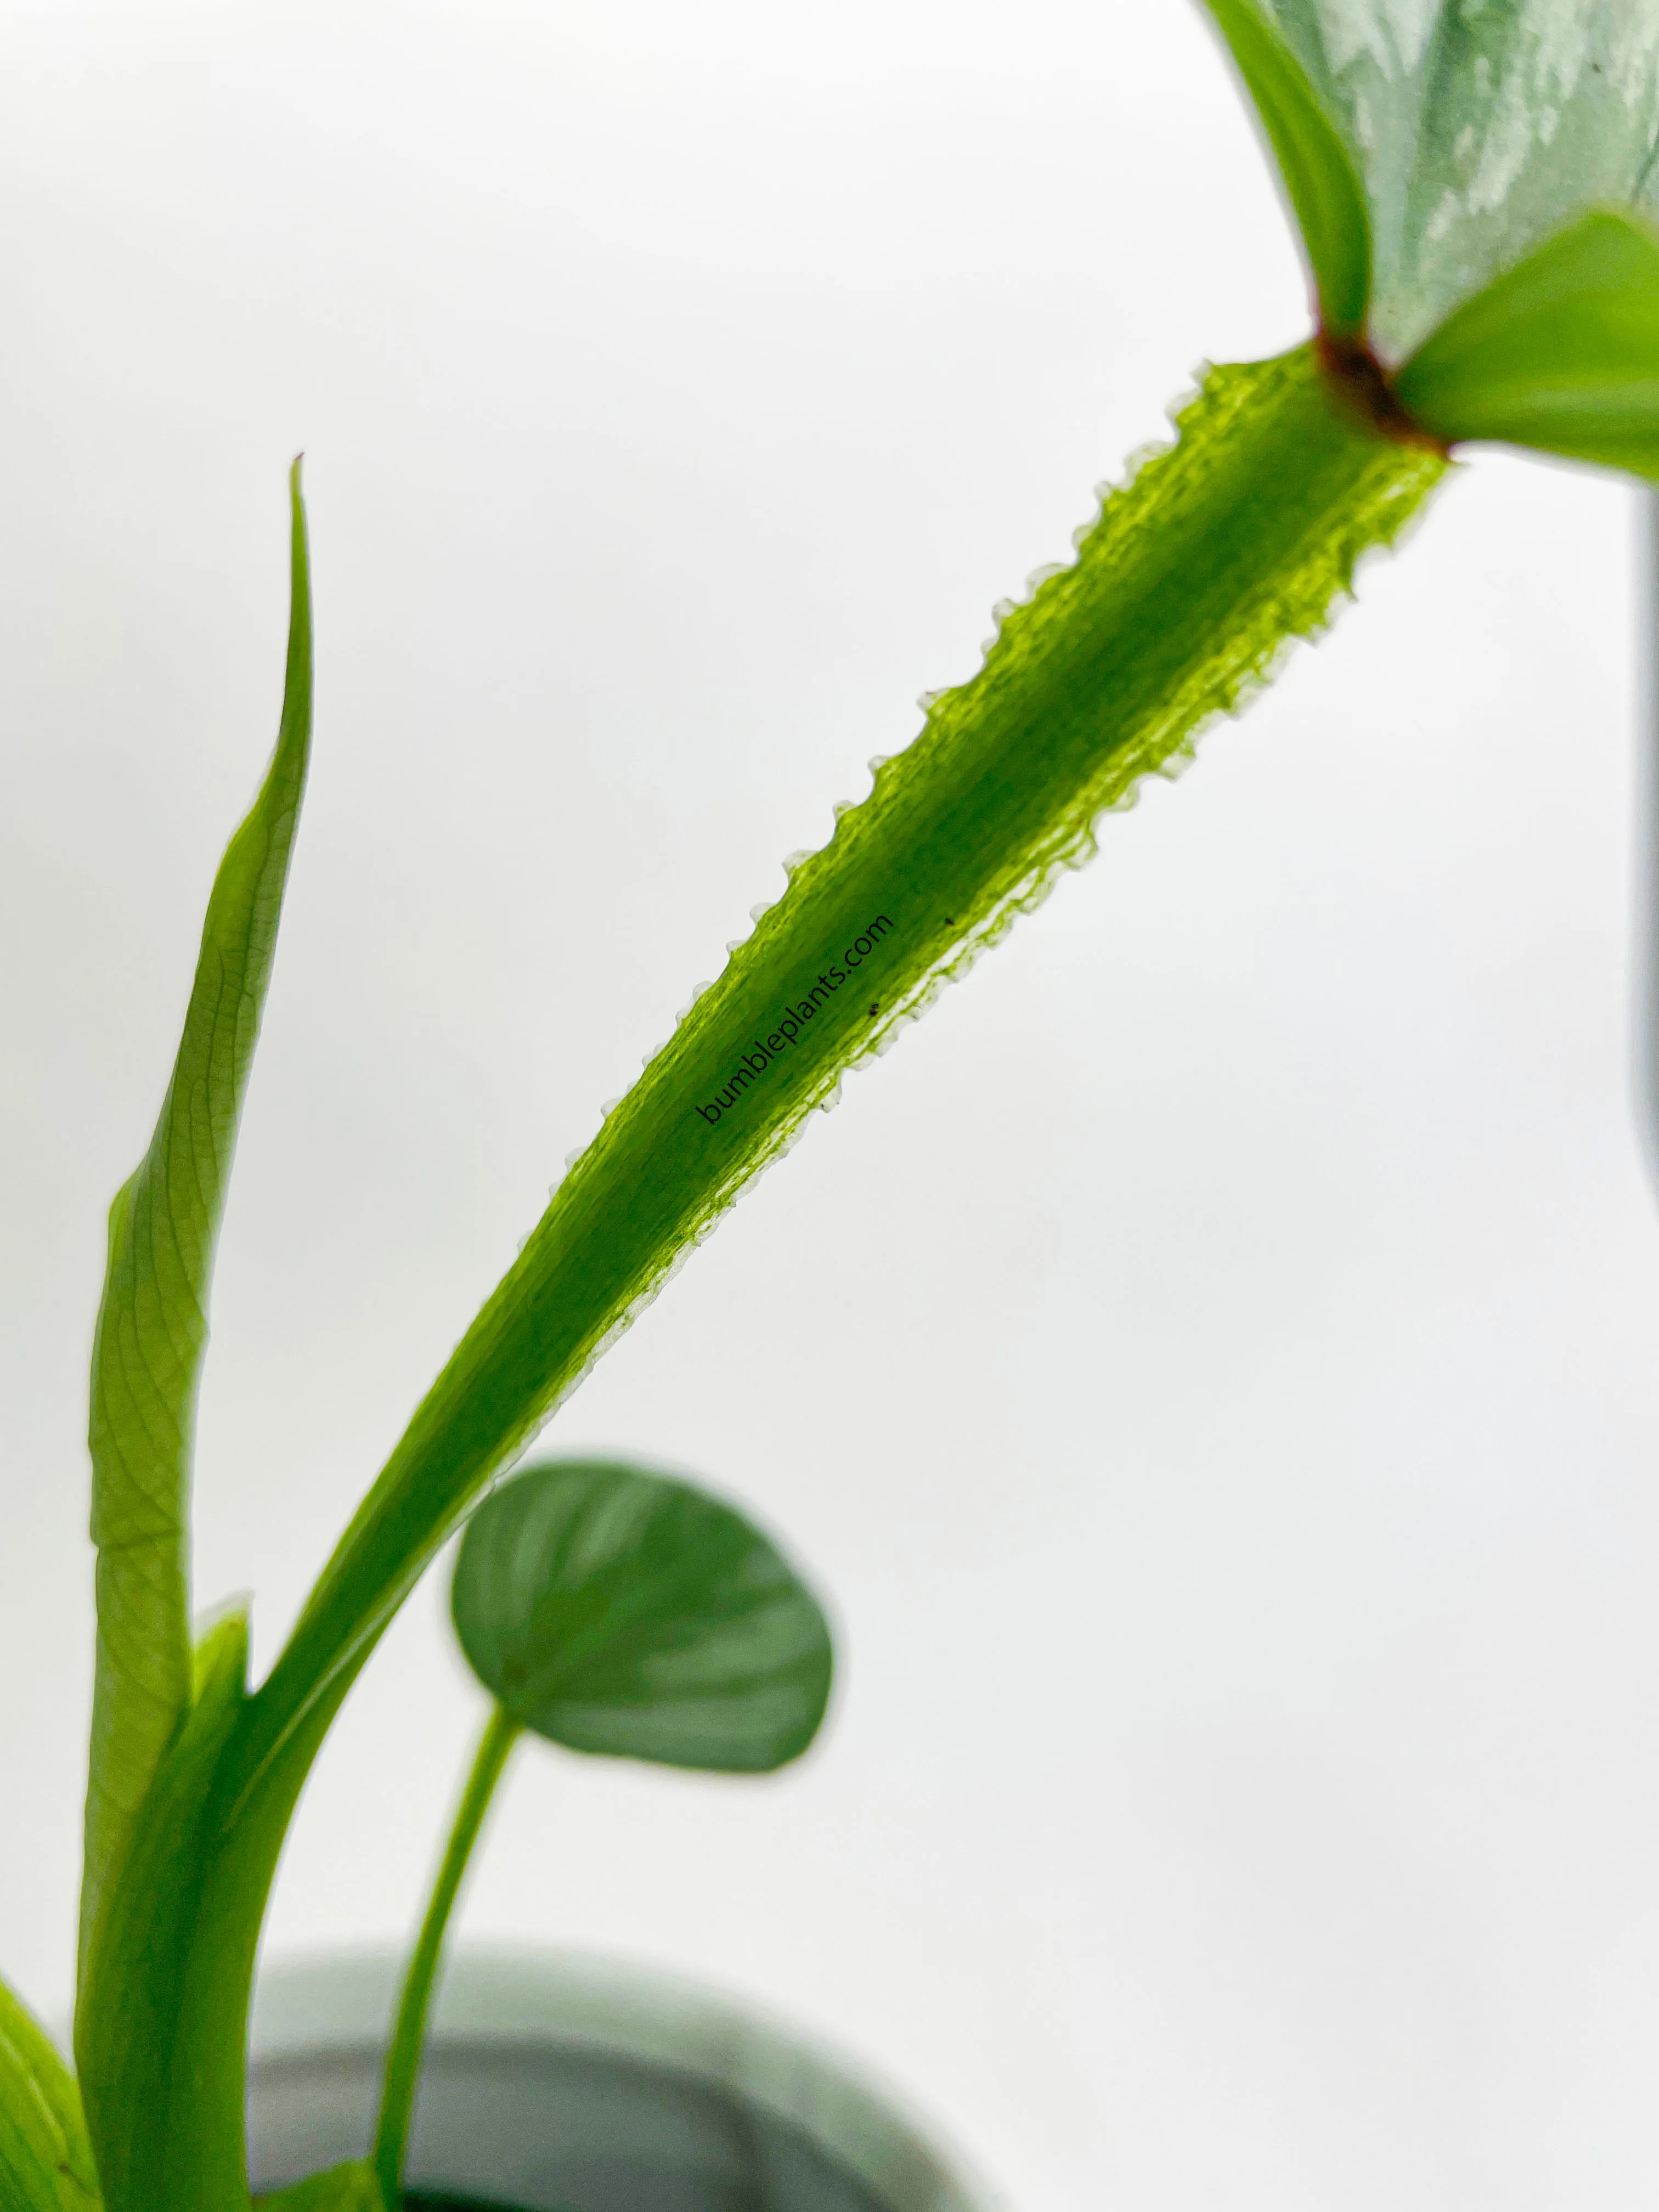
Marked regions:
[2,2,1658,2207]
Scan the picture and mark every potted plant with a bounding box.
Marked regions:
[5,1,1659,2205]
[239,1451,986,2209]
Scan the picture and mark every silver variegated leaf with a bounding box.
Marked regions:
[1260,0,1659,354]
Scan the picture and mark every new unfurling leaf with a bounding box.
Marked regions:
[80,464,312,1998]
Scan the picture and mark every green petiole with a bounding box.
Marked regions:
[248,341,1446,1796]
[373,1708,521,2209]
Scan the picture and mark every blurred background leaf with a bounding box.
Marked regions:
[1397,205,1659,475]
[0,1974,99,2212]
[452,1459,834,1774]
[254,2160,382,2212]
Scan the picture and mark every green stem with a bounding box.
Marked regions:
[246,345,1446,1795]
[245,346,1445,1805]
[77,342,1448,2212]
[373,1708,520,2208]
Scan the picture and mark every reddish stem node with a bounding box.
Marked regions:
[1316,330,1449,456]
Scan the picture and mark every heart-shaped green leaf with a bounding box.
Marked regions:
[1396,206,1659,478]
[452,1459,833,1773]
[0,1974,99,2211]
[1199,0,1372,337]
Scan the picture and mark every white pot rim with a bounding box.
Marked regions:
[251,1942,1002,2212]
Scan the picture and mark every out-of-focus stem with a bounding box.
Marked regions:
[373,1707,520,2207]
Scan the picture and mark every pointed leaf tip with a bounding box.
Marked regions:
[80,471,314,2010]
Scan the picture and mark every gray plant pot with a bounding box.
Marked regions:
[247,1948,998,2212]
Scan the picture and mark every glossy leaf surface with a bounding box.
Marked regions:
[1396,206,1659,477]
[1256,1,1659,356]
[1200,0,1372,335]
[81,465,312,1980]
[0,1976,99,2211]
[452,1459,833,1771]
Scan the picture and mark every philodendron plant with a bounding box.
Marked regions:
[7,2,1659,2207]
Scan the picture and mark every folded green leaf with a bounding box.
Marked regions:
[0,1975,99,2212]
[81,464,313,1984]
[1199,0,1371,337]
[1396,207,1659,480]
[253,2163,384,2212]
[453,1459,833,1771]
